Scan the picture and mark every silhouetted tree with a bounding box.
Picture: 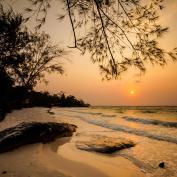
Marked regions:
[0,5,65,90]
[14,32,66,90]
[0,67,13,116]
[0,68,13,95]
[24,0,177,79]
[0,5,67,117]
[0,5,31,79]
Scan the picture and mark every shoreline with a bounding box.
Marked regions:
[0,108,146,177]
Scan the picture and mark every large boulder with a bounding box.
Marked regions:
[76,136,135,154]
[0,122,77,153]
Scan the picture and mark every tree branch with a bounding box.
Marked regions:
[99,6,135,50]
[66,0,77,49]
[94,0,117,73]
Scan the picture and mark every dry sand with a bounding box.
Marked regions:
[0,108,146,177]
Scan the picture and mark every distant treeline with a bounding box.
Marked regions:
[27,91,90,108]
[0,86,90,121]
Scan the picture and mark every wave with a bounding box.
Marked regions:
[82,118,177,144]
[62,109,103,115]
[122,116,177,128]
[63,109,117,118]
[54,109,177,144]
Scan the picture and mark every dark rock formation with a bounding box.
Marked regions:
[76,136,135,154]
[0,122,77,153]
[159,162,165,168]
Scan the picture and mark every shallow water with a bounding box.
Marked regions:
[53,106,177,177]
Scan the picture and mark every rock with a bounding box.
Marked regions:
[0,122,77,153]
[2,171,7,174]
[76,136,135,154]
[159,162,165,168]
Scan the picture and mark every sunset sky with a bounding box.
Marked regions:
[6,0,177,106]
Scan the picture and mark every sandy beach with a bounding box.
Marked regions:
[0,108,146,177]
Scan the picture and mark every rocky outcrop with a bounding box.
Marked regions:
[0,122,77,153]
[76,136,135,154]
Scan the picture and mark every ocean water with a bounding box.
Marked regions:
[53,106,177,177]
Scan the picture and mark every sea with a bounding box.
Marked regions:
[53,106,177,177]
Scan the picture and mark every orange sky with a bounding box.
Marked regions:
[5,0,177,105]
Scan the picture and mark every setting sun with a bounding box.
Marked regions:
[130,90,135,95]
